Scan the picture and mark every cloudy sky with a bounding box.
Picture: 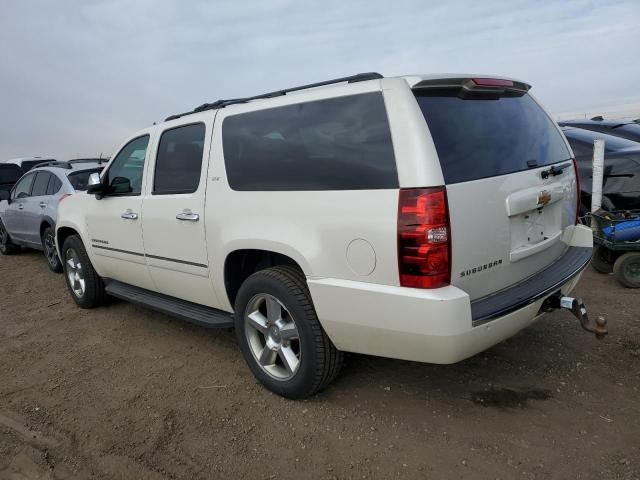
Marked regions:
[1,0,639,160]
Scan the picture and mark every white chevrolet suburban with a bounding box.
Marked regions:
[56,73,602,399]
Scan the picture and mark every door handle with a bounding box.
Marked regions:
[176,211,199,222]
[121,210,138,220]
[18,204,24,210]
[39,202,47,208]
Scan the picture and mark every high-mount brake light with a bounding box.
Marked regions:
[472,78,514,88]
[397,187,451,289]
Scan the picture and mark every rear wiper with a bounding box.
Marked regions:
[540,161,572,179]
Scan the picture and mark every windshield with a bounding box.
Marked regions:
[68,168,103,191]
[414,91,571,184]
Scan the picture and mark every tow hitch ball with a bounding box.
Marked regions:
[545,295,608,339]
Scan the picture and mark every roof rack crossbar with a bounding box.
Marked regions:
[164,72,383,121]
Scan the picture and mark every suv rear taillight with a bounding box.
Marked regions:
[398,187,451,289]
[572,158,581,224]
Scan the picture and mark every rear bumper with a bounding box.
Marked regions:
[308,225,593,364]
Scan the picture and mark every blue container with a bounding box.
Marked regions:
[602,219,640,242]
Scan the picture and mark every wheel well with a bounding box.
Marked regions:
[224,249,304,307]
[56,227,78,252]
[40,221,53,240]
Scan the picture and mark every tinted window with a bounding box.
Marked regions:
[46,175,62,195]
[0,164,23,185]
[106,135,149,195]
[68,168,103,191]
[154,123,205,194]
[31,172,52,196]
[222,93,398,191]
[415,91,571,184]
[14,173,35,199]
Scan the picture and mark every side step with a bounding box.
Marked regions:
[104,280,234,329]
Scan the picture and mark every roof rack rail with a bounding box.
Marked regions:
[68,158,108,165]
[33,161,72,169]
[165,72,383,122]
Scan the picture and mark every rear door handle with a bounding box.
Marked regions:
[39,202,47,208]
[176,211,199,222]
[121,210,138,220]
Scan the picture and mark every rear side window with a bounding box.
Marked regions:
[31,172,52,196]
[68,168,102,191]
[415,91,571,184]
[153,123,205,195]
[222,92,398,191]
[46,176,62,195]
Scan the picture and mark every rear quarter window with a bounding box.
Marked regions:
[222,92,398,191]
[415,91,571,184]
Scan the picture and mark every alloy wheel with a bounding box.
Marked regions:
[65,247,86,298]
[244,293,301,381]
[44,232,58,267]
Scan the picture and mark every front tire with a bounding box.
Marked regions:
[61,235,105,307]
[234,266,343,399]
[42,226,63,273]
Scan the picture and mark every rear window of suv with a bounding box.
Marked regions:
[222,92,398,191]
[415,91,571,184]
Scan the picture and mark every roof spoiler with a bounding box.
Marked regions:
[413,77,531,99]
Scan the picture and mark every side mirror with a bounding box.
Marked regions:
[0,190,9,203]
[110,176,132,194]
[88,172,101,186]
[87,172,106,196]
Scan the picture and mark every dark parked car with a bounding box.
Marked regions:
[561,127,640,212]
[0,164,24,197]
[559,117,640,143]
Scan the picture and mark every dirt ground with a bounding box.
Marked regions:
[0,250,638,480]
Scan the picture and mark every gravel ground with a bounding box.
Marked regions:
[0,250,638,479]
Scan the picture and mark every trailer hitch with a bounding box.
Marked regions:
[542,294,608,339]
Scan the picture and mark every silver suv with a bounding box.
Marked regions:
[0,161,104,272]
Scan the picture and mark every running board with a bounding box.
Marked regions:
[104,280,234,329]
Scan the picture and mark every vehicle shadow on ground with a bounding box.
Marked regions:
[327,315,582,409]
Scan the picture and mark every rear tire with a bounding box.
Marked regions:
[591,245,613,274]
[613,252,640,288]
[61,235,105,307]
[234,265,343,399]
[42,226,63,273]
[0,218,20,255]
